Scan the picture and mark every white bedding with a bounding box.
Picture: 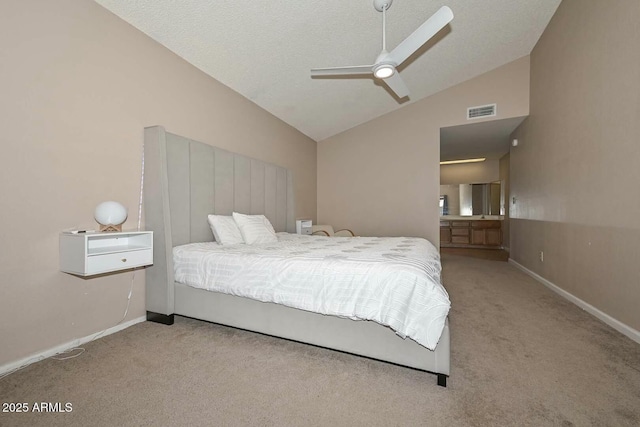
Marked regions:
[173,233,450,350]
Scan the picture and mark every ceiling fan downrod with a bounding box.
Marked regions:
[382,2,387,51]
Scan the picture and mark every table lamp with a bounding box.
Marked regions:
[94,201,127,232]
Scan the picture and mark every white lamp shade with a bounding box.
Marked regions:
[94,201,128,226]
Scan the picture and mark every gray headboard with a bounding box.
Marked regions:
[144,126,295,316]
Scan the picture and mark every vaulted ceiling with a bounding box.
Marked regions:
[95,0,561,141]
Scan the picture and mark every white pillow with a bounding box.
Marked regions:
[232,212,277,245]
[207,215,244,245]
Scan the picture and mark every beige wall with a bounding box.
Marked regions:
[318,57,530,243]
[510,0,640,331]
[440,160,500,185]
[0,0,316,366]
[499,153,510,250]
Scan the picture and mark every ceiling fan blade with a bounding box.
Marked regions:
[388,6,453,66]
[382,72,409,98]
[311,65,373,76]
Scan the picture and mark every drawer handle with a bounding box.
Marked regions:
[121,258,127,263]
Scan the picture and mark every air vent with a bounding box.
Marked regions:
[467,103,496,120]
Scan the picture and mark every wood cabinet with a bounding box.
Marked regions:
[440,222,452,243]
[451,226,470,244]
[440,220,502,248]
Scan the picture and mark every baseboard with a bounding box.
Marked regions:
[0,316,146,377]
[508,259,640,345]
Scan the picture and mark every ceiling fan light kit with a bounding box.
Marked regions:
[373,64,395,79]
[311,1,453,99]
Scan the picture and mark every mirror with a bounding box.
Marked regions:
[440,181,503,216]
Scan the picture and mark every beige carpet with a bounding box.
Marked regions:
[2,254,639,426]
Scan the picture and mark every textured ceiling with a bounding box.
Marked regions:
[440,116,526,162]
[95,0,560,141]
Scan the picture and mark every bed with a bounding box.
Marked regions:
[143,126,451,386]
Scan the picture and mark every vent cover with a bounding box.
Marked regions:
[467,103,496,120]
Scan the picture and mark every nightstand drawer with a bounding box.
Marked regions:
[87,249,153,275]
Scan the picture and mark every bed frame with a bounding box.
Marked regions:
[143,126,450,386]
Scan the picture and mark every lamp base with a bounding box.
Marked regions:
[99,224,122,232]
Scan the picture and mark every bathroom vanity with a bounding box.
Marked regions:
[440,216,503,249]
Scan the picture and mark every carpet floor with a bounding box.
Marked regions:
[1,254,639,426]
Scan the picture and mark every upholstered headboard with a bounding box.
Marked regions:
[144,126,295,317]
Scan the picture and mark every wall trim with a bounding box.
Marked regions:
[0,316,146,377]
[508,259,640,345]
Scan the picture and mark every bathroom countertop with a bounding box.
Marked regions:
[440,215,504,221]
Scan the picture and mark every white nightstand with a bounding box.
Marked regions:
[296,219,313,235]
[59,231,153,276]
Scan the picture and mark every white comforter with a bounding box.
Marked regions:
[173,233,450,350]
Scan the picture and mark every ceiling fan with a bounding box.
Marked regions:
[311,0,453,99]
